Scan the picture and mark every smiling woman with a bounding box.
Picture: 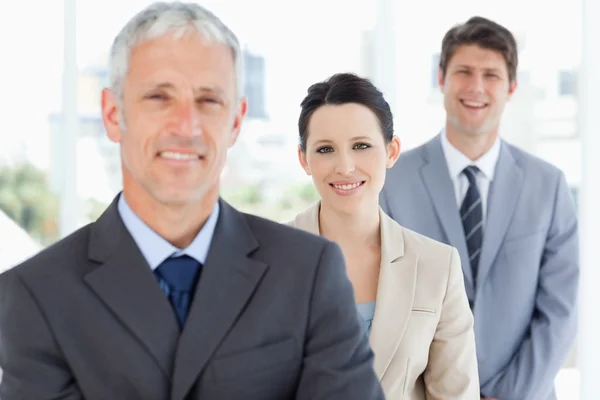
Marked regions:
[288,72,480,400]
[296,73,398,216]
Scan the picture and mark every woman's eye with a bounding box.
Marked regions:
[316,147,333,154]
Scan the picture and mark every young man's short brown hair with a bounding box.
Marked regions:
[439,16,518,82]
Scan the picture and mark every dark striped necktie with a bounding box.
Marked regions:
[460,166,483,284]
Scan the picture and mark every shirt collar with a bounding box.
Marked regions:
[440,127,501,180]
[117,193,220,270]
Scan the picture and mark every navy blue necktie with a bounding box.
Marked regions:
[155,255,201,327]
[460,166,483,284]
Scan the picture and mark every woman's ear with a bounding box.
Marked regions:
[298,146,311,175]
[386,136,401,168]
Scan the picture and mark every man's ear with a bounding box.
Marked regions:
[102,88,123,143]
[508,79,518,98]
[438,67,445,92]
[229,97,248,147]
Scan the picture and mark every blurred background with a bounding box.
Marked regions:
[1,1,598,398]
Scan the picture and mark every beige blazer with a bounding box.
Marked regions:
[289,203,480,400]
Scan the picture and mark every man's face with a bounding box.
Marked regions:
[439,44,516,137]
[102,31,246,207]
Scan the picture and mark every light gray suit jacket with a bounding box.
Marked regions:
[0,197,384,400]
[380,134,579,400]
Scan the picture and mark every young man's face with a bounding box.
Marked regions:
[439,44,517,138]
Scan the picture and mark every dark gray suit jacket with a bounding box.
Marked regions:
[0,197,384,400]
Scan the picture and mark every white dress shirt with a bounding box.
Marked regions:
[440,128,501,226]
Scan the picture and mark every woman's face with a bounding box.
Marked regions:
[299,103,400,214]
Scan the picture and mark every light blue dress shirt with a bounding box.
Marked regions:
[117,193,220,269]
[357,301,376,335]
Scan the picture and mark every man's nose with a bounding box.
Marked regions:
[467,74,485,94]
[170,101,202,137]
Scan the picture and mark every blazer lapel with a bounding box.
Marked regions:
[171,200,268,400]
[291,202,321,234]
[476,143,523,290]
[85,197,180,379]
[292,205,417,380]
[419,136,473,290]
[369,210,416,380]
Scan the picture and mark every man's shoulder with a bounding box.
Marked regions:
[392,138,564,180]
[504,141,563,177]
[396,142,428,166]
[236,211,346,279]
[1,223,93,283]
[385,142,429,184]
[241,212,331,251]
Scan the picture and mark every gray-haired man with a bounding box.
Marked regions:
[0,2,384,399]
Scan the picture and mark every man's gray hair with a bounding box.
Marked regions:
[109,1,244,102]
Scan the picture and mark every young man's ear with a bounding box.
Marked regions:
[508,79,518,98]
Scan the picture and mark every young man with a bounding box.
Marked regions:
[381,16,579,400]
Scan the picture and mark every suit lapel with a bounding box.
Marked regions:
[476,143,523,290]
[85,197,180,379]
[419,136,473,290]
[291,202,320,235]
[292,205,417,380]
[171,200,268,400]
[369,210,416,380]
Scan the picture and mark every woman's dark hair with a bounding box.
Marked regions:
[298,73,393,152]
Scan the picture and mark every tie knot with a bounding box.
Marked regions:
[156,255,200,292]
[462,165,479,184]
